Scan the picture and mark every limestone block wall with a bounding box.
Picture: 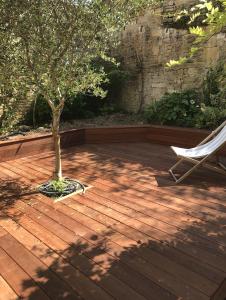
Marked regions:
[119,0,226,112]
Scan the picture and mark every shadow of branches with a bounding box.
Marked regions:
[18,208,226,300]
[1,143,226,299]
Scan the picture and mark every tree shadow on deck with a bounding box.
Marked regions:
[62,143,226,187]
[61,143,226,210]
[59,143,226,242]
[0,178,38,220]
[16,208,226,300]
[1,143,226,299]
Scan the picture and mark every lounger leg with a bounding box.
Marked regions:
[169,155,207,183]
[219,162,226,171]
[169,158,185,182]
[170,158,184,171]
[173,161,201,184]
[169,153,226,184]
[169,121,226,184]
[216,156,226,171]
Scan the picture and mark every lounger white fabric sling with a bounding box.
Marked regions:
[169,121,226,183]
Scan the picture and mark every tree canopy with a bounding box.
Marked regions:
[0,0,159,106]
[0,0,160,179]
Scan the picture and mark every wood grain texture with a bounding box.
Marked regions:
[0,275,18,300]
[0,142,226,299]
[2,125,226,162]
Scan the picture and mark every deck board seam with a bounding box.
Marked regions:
[1,161,226,280]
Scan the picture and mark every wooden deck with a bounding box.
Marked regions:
[0,142,226,300]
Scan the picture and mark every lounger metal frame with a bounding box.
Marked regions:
[169,121,226,184]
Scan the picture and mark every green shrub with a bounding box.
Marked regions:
[23,93,101,126]
[23,59,128,127]
[144,90,201,127]
[144,62,226,130]
[63,94,101,120]
[0,102,19,134]
[203,62,226,107]
[26,94,51,126]
[195,61,226,129]
[195,105,226,129]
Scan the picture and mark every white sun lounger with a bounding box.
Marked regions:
[169,120,226,183]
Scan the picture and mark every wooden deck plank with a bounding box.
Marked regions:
[0,158,225,294]
[1,155,226,260]
[77,190,226,255]
[0,180,215,299]
[0,198,178,300]
[17,154,226,238]
[84,143,226,203]
[0,275,18,300]
[0,233,82,300]
[0,175,210,299]
[25,142,224,205]
[64,193,226,273]
[16,157,226,268]
[20,144,226,213]
[58,158,226,225]
[0,210,175,300]
[17,154,226,250]
[0,207,162,300]
[0,186,178,300]
[89,184,226,248]
[35,194,216,295]
[11,196,205,299]
[0,202,205,299]
[0,216,116,300]
[0,245,51,300]
[60,142,226,203]
[0,142,226,300]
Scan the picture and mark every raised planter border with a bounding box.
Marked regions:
[0,125,225,162]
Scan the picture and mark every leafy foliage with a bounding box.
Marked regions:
[166,0,226,67]
[23,94,51,126]
[0,0,159,178]
[1,0,159,106]
[166,57,187,68]
[0,18,29,133]
[23,61,128,126]
[144,90,200,127]
[196,61,226,128]
[187,0,226,43]
[146,62,226,129]
[50,179,68,193]
[195,105,226,129]
[0,98,21,134]
[202,62,226,107]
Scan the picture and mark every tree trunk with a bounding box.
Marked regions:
[32,97,37,128]
[52,110,62,180]
[138,65,145,114]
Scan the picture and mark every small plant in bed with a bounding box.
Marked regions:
[39,178,86,199]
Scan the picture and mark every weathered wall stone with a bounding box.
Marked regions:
[118,0,226,112]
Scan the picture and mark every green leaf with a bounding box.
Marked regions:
[189,26,206,36]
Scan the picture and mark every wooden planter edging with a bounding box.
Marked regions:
[0,128,85,163]
[0,125,225,162]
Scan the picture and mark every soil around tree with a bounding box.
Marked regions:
[38,178,89,202]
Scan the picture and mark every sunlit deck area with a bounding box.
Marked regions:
[0,142,226,300]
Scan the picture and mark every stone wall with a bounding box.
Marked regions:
[118,0,226,112]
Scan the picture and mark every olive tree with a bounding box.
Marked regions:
[1,0,158,180]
